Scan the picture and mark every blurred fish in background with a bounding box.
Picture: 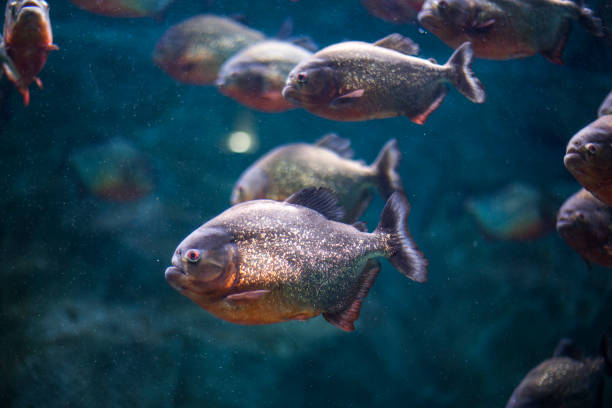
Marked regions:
[69,0,176,19]
[417,0,603,63]
[465,182,555,241]
[1,0,57,105]
[216,39,314,112]
[231,134,403,223]
[361,0,425,23]
[69,138,155,202]
[505,333,612,408]
[557,188,612,267]
[153,14,265,85]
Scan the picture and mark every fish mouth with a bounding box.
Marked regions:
[165,265,186,279]
[563,150,586,171]
[556,216,575,232]
[417,10,440,30]
[281,85,301,106]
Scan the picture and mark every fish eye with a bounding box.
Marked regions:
[185,249,201,263]
[585,143,597,155]
[296,72,308,85]
[438,0,448,11]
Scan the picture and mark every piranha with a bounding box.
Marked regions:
[165,188,428,331]
[1,0,58,106]
[216,40,313,112]
[282,33,485,123]
[361,0,425,24]
[231,134,403,223]
[556,188,612,268]
[417,0,603,64]
[505,333,612,408]
[69,138,155,202]
[598,90,612,117]
[154,14,265,85]
[564,116,612,207]
[465,182,554,241]
[69,0,175,19]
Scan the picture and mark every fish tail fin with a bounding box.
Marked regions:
[371,139,404,198]
[374,192,428,283]
[601,327,612,376]
[578,5,604,37]
[445,42,486,104]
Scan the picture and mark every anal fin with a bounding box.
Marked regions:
[323,259,381,332]
[542,19,572,64]
[409,86,448,125]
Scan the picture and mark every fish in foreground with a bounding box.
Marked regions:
[69,138,155,202]
[418,0,603,64]
[216,39,313,112]
[506,332,612,408]
[465,182,554,240]
[282,33,485,123]
[231,134,403,223]
[1,0,58,106]
[361,0,425,24]
[165,188,428,331]
[564,115,612,207]
[556,188,612,268]
[69,0,175,18]
[598,90,612,117]
[154,14,265,85]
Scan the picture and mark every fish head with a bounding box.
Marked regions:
[4,1,51,41]
[231,167,269,204]
[418,0,485,37]
[564,119,612,182]
[165,227,239,299]
[556,191,609,249]
[216,62,267,99]
[153,28,218,85]
[282,59,338,107]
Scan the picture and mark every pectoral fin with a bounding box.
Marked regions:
[329,89,364,108]
[224,290,271,305]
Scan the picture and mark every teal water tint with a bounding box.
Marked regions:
[1,0,611,406]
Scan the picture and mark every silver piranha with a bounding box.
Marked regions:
[165,188,428,331]
[282,33,485,123]
[231,134,403,223]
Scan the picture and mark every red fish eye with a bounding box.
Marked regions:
[296,72,307,84]
[586,143,597,155]
[185,249,200,263]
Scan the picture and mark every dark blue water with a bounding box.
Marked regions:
[1,1,611,407]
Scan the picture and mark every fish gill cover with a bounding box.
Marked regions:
[0,0,611,407]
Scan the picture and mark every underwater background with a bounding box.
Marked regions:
[1,0,612,406]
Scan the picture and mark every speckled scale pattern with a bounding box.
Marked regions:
[507,357,606,408]
[314,42,449,118]
[257,144,377,217]
[206,200,391,313]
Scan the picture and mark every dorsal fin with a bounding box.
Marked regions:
[314,133,354,158]
[285,187,345,221]
[373,33,419,56]
[553,338,584,360]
